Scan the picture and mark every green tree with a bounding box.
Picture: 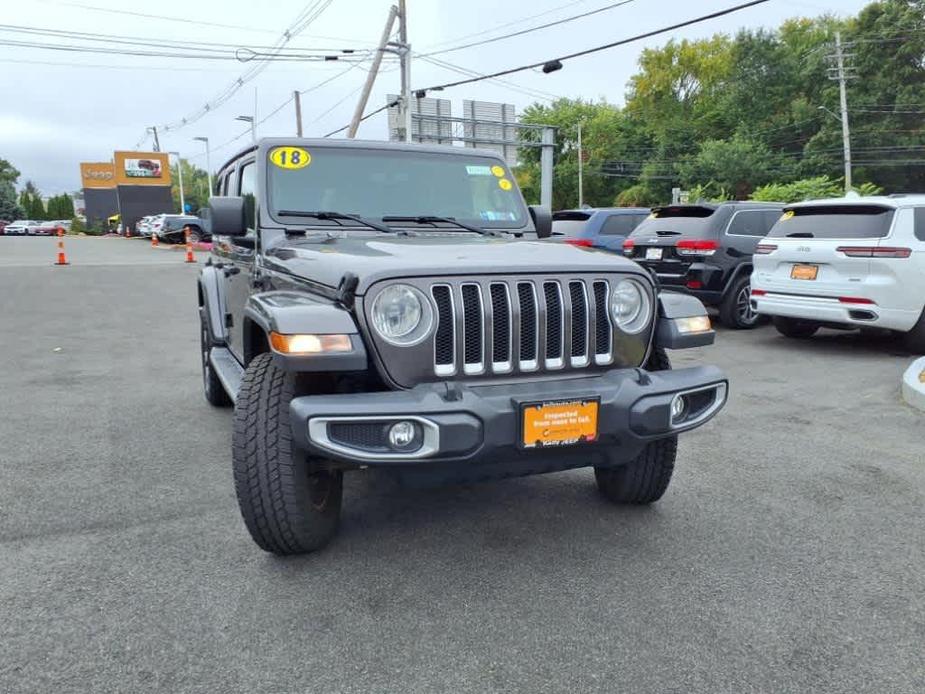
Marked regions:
[170,158,211,214]
[0,181,24,220]
[0,158,20,186]
[679,135,778,198]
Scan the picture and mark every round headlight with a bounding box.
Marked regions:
[370,284,434,345]
[610,279,651,334]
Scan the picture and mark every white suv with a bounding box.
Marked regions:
[751,195,925,353]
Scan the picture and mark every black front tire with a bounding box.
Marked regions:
[773,316,820,339]
[718,275,760,329]
[232,353,342,555]
[594,348,678,504]
[201,312,231,407]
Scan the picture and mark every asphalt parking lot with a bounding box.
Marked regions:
[1,236,923,694]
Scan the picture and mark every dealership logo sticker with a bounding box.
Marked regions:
[491,165,505,177]
[270,147,311,170]
[498,178,513,191]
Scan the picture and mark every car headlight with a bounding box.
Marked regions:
[370,284,434,345]
[610,278,651,334]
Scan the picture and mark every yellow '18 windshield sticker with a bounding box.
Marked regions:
[270,147,311,170]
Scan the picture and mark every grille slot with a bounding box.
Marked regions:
[461,283,484,373]
[543,281,564,368]
[517,282,538,369]
[569,281,589,365]
[432,285,455,375]
[593,281,612,363]
[489,283,512,371]
[328,422,390,452]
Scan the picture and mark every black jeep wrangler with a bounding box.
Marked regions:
[198,138,728,555]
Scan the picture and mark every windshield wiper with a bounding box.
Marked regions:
[381,215,498,236]
[277,210,395,233]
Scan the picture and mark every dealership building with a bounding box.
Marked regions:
[79,151,174,232]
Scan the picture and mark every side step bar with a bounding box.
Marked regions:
[209,347,245,403]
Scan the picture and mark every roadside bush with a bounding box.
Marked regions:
[750,176,884,203]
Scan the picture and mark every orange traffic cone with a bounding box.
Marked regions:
[184,226,196,264]
[151,233,158,248]
[54,227,69,266]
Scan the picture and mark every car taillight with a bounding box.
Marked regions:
[836,246,911,258]
[838,296,876,305]
[755,244,778,255]
[622,239,635,255]
[565,238,594,247]
[676,239,718,256]
[751,289,767,296]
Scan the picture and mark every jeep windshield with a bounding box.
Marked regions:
[268,147,527,230]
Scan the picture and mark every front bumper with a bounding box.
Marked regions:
[290,366,727,479]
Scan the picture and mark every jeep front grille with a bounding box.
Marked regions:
[429,277,616,377]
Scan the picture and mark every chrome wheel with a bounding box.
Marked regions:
[737,284,758,326]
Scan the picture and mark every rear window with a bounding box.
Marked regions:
[600,214,647,236]
[552,211,591,237]
[768,205,895,239]
[630,205,720,239]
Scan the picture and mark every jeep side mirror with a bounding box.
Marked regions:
[529,205,552,239]
[209,196,247,237]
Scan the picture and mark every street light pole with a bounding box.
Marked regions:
[236,115,256,144]
[194,137,213,198]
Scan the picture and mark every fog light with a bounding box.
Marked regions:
[388,421,419,450]
[670,395,687,423]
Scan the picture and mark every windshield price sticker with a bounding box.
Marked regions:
[491,165,505,177]
[466,165,492,176]
[498,178,513,191]
[270,147,312,170]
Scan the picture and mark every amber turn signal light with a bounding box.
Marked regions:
[269,332,352,355]
[674,316,712,335]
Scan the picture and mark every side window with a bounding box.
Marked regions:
[763,210,783,234]
[599,215,637,236]
[914,207,925,242]
[220,171,231,196]
[239,161,257,231]
[727,210,766,236]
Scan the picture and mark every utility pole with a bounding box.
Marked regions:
[577,122,584,208]
[827,31,855,193]
[540,126,555,210]
[149,126,161,152]
[294,90,303,137]
[398,0,413,143]
[348,5,399,138]
[193,137,212,198]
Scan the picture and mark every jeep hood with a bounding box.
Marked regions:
[263,233,647,293]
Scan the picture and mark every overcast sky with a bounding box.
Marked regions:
[1,0,870,195]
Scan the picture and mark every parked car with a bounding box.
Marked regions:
[157,214,207,243]
[3,219,38,235]
[623,201,785,328]
[0,220,8,235]
[550,207,650,252]
[751,195,925,352]
[136,216,155,236]
[197,137,727,555]
[33,221,68,236]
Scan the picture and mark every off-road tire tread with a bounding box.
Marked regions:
[232,353,341,555]
[594,347,678,504]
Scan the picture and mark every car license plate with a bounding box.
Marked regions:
[645,247,663,260]
[791,264,818,280]
[521,398,599,449]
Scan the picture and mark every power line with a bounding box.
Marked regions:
[422,0,592,50]
[417,54,563,102]
[328,0,773,138]
[413,0,772,96]
[419,0,638,58]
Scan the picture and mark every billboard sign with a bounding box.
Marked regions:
[79,162,115,189]
[113,151,171,186]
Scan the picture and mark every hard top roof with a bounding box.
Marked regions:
[219,137,509,174]
[787,194,925,209]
